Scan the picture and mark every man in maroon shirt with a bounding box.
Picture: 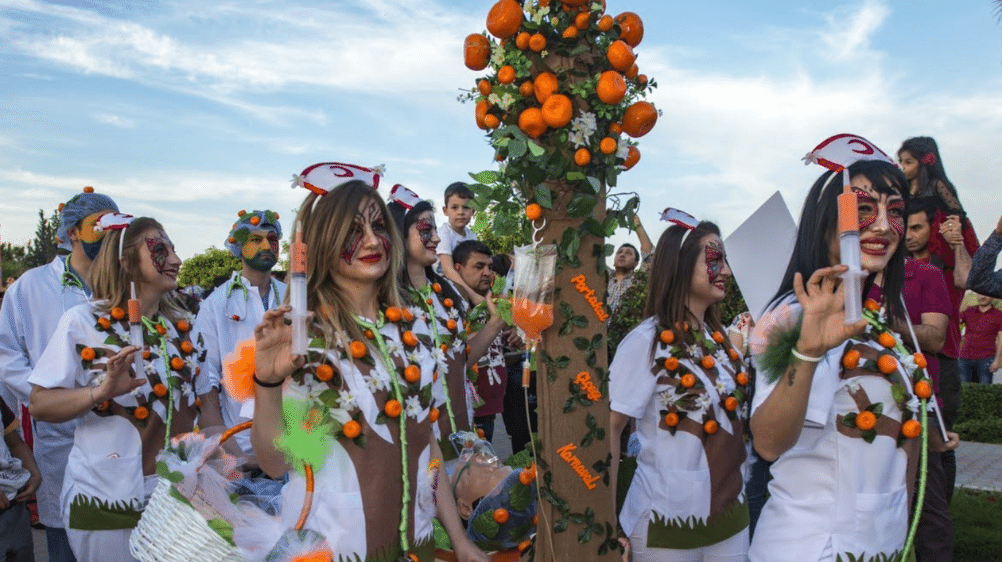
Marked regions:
[958,293,1002,384]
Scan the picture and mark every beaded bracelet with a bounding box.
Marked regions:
[791,347,823,363]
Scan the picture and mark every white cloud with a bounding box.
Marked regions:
[94,113,135,128]
[819,0,891,60]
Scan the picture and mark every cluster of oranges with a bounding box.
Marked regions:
[464,0,657,177]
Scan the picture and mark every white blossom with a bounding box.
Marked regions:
[568,112,597,148]
[695,394,713,412]
[489,44,505,69]
[384,339,403,359]
[907,395,921,413]
[365,366,390,393]
[405,395,423,419]
[846,380,862,393]
[899,354,917,374]
[616,138,630,160]
[687,345,703,360]
[337,390,357,411]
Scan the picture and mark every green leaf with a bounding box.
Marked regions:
[468,170,500,184]
[527,140,545,156]
[870,402,884,416]
[509,139,527,159]
[534,183,554,209]
[472,509,500,538]
[573,337,590,350]
[556,356,571,368]
[582,218,605,237]
[553,517,568,533]
[206,517,235,546]
[567,196,597,218]
[509,477,532,511]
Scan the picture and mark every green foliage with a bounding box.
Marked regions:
[24,208,61,269]
[719,276,749,327]
[951,488,1002,561]
[955,383,1002,443]
[177,247,240,290]
[1,242,27,280]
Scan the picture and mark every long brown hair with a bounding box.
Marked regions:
[644,221,725,353]
[292,180,405,345]
[90,217,187,323]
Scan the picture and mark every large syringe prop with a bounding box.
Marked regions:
[837,179,867,324]
[289,224,308,356]
[129,282,144,378]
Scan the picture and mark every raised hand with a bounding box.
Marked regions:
[793,266,868,357]
[253,305,304,385]
[96,345,145,402]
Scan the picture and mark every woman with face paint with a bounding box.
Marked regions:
[747,158,958,562]
[247,164,488,562]
[27,216,200,561]
[386,185,509,462]
[608,215,751,561]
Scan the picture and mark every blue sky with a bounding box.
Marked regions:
[2,0,1001,267]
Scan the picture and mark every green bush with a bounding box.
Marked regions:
[954,383,1002,444]
[952,488,1002,561]
[178,247,240,290]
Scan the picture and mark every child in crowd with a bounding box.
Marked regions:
[1,395,40,561]
[436,182,483,304]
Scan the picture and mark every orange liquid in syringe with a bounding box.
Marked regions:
[512,299,553,342]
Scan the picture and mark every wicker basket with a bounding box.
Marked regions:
[129,421,314,562]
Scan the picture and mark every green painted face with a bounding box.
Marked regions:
[242,229,279,271]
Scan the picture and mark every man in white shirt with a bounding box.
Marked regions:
[0,187,119,562]
[195,210,286,455]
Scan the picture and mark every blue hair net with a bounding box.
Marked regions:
[56,190,119,251]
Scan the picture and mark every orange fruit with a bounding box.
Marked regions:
[194,397,201,407]
[623,146,640,170]
[134,406,149,420]
[625,64,639,81]
[574,12,590,29]
[153,383,167,397]
[864,299,880,312]
[498,65,516,84]
[483,114,499,129]
[493,508,510,524]
[541,94,573,128]
[606,40,635,72]
[176,320,190,332]
[343,420,362,439]
[478,79,492,96]
[446,319,458,332]
[350,340,367,359]
[914,380,932,400]
[518,107,548,139]
[533,72,559,104]
[528,33,546,52]
[519,80,534,97]
[609,122,623,135]
[464,34,492,70]
[155,324,167,335]
[659,330,675,344]
[701,355,716,369]
[842,349,861,369]
[143,350,151,360]
[432,283,442,293]
[429,407,440,423]
[475,100,490,130]
[902,419,922,439]
[725,396,739,411]
[385,306,402,322]
[663,357,679,371]
[526,203,543,220]
[98,317,111,329]
[599,136,617,155]
[181,340,194,354]
[237,210,246,217]
[316,364,335,382]
[712,331,725,344]
[111,307,126,320]
[402,308,414,322]
[597,15,614,32]
[877,354,898,375]
[249,216,261,226]
[486,0,523,39]
[365,329,375,340]
[914,353,928,369]
[877,332,896,348]
[855,410,877,431]
[680,373,696,388]
[664,412,679,427]
[596,70,627,105]
[561,26,578,39]
[704,419,718,434]
[443,298,454,308]
[404,364,421,383]
[728,348,740,361]
[736,372,749,386]
[615,12,644,46]
[561,0,589,6]
[574,147,591,166]
[519,467,536,485]
[515,31,531,50]
[622,101,657,137]
[83,186,95,193]
[384,399,402,418]
[170,356,185,371]
[638,74,648,86]
[518,539,532,552]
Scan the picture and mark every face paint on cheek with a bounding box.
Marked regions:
[704,242,724,283]
[415,220,435,245]
[146,238,170,274]
[268,233,280,254]
[887,202,905,238]
[342,228,363,264]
